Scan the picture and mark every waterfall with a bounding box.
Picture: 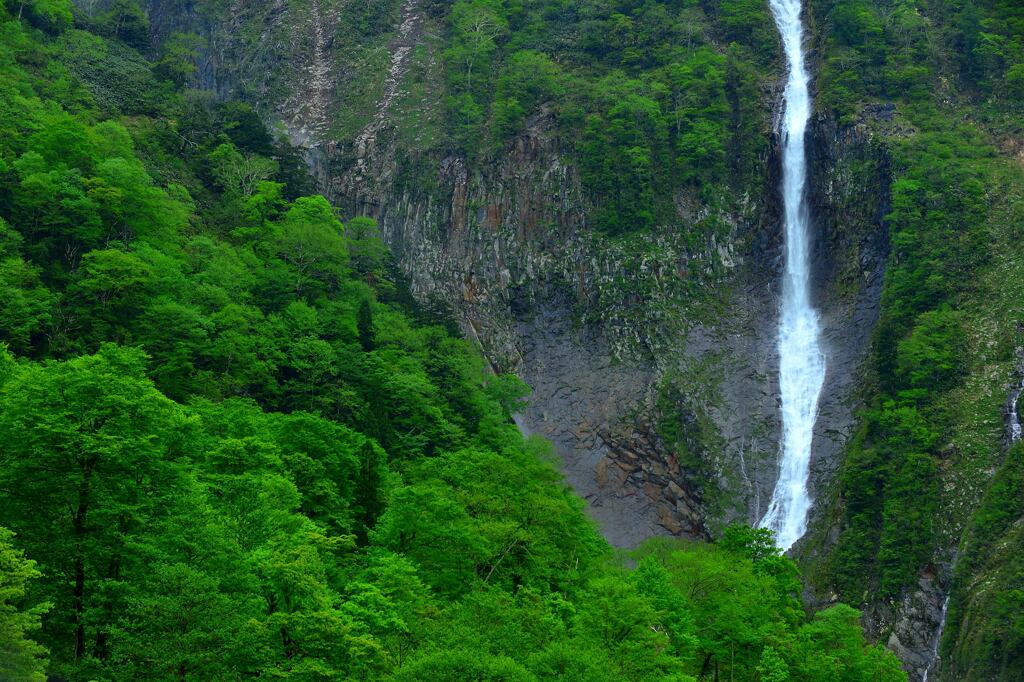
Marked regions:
[1007,373,1023,443]
[922,595,951,682]
[758,0,827,551]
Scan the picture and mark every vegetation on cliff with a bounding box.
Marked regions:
[3,0,1024,678]
[811,0,1017,593]
[437,0,777,234]
[799,1,1024,676]
[0,2,909,680]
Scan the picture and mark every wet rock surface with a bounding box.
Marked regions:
[875,562,954,682]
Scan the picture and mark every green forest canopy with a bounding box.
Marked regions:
[6,0,1024,678]
[0,0,913,679]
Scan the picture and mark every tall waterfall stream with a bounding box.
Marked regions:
[758,0,827,551]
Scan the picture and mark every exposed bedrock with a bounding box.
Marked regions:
[138,0,888,550]
[794,111,890,553]
[314,99,889,546]
[322,108,720,545]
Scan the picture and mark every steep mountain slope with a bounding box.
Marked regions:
[140,0,889,555]
[0,3,909,680]
[43,0,1024,678]
[798,1,1024,679]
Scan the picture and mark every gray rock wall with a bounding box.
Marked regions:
[142,0,886,560]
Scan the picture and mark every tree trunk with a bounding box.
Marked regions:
[699,653,713,679]
[73,556,86,660]
[72,462,93,660]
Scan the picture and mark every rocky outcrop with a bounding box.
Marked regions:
[513,300,707,546]
[327,101,743,543]
[141,0,888,551]
[320,97,891,547]
[345,0,425,182]
[284,0,339,147]
[882,566,954,682]
[796,110,890,551]
[1002,350,1024,445]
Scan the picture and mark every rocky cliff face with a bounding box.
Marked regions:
[313,44,889,554]
[792,111,890,552]
[142,0,890,549]
[145,1,983,677]
[327,95,742,545]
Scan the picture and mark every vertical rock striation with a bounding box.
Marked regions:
[140,0,887,552]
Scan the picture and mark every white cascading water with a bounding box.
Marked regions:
[922,595,950,682]
[1007,375,1023,442]
[759,0,827,551]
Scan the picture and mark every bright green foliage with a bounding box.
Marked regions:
[757,646,790,682]
[492,50,565,138]
[715,0,779,54]
[84,0,150,50]
[580,80,667,234]
[814,0,1024,117]
[0,6,907,680]
[393,649,535,682]
[943,443,1024,680]
[384,530,902,682]
[7,0,72,33]
[436,0,776,233]
[806,0,1024,609]
[346,216,389,287]
[832,398,942,598]
[665,48,730,185]
[208,141,278,198]
[0,345,192,674]
[152,31,200,86]
[572,572,684,679]
[357,297,376,352]
[445,0,508,93]
[56,29,163,114]
[895,307,965,392]
[0,219,52,353]
[0,526,49,681]
[786,605,907,681]
[273,195,348,295]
